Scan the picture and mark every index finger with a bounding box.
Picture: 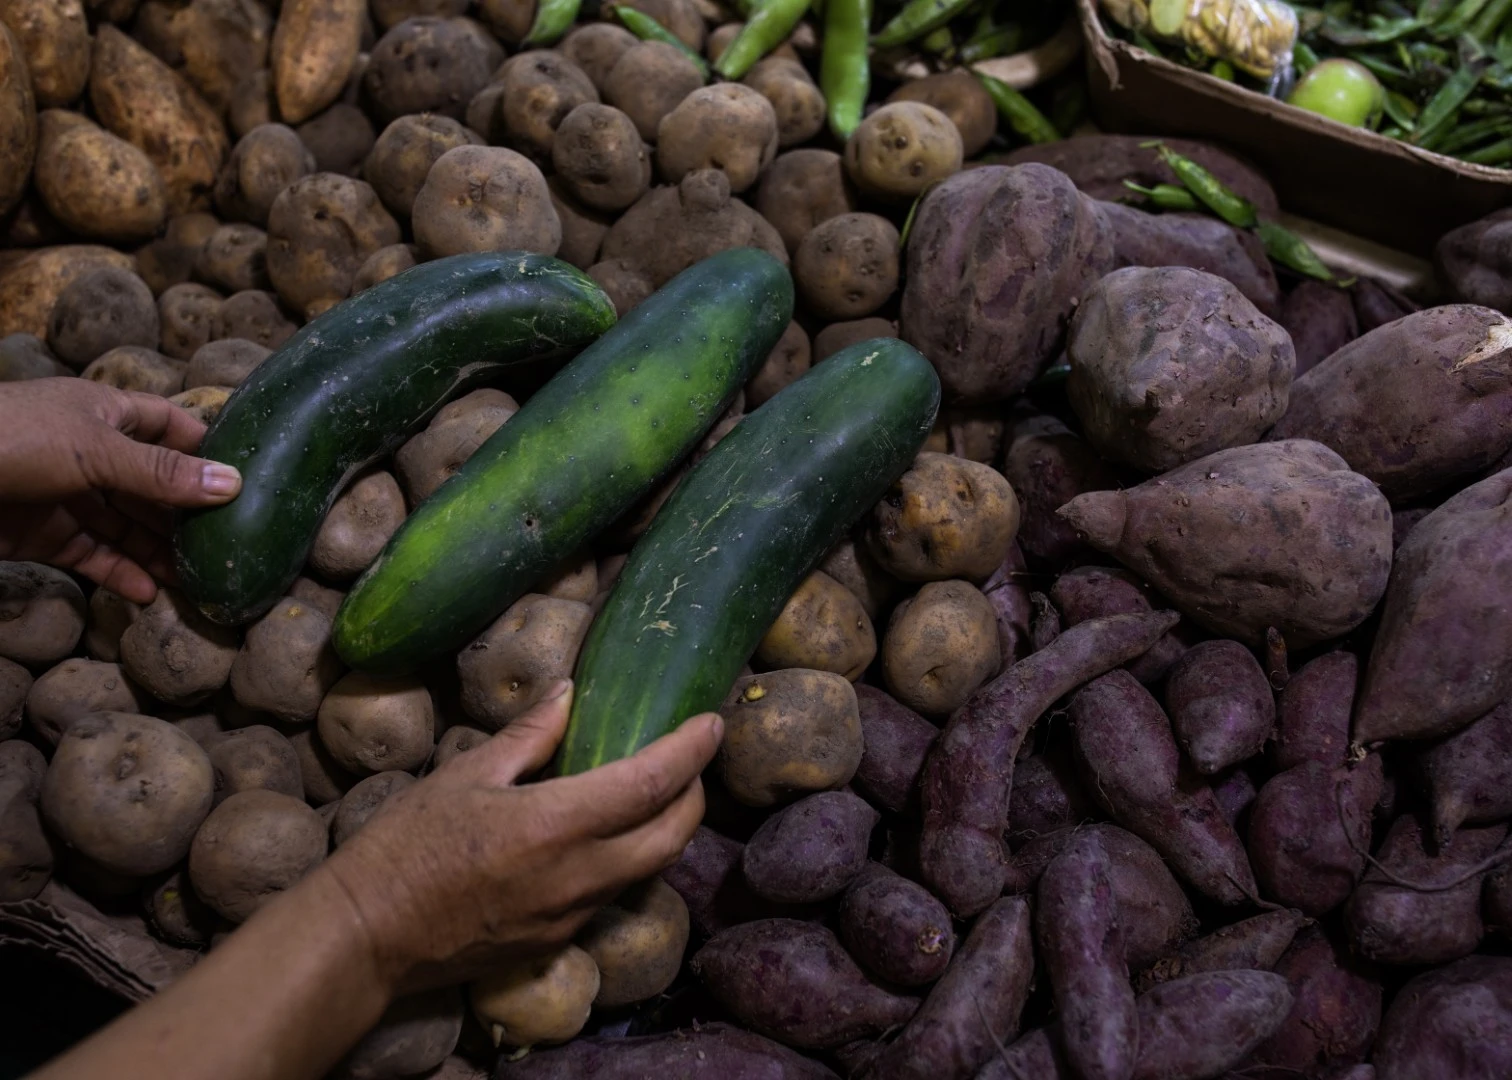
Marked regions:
[550,712,723,837]
[116,390,209,454]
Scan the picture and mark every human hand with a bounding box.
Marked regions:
[0,378,242,604]
[317,680,720,993]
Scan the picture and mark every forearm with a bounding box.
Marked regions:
[33,867,393,1080]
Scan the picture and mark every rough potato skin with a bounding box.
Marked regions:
[1372,954,1512,1080]
[865,452,1021,583]
[1423,701,1512,844]
[47,266,160,369]
[1354,467,1512,743]
[1058,440,1393,649]
[1164,640,1275,775]
[742,57,824,149]
[882,580,1000,717]
[1436,207,1512,312]
[718,669,863,808]
[186,337,269,388]
[1002,412,1122,569]
[412,144,560,260]
[216,123,317,227]
[0,562,86,667]
[886,71,995,159]
[213,289,296,350]
[270,0,364,125]
[194,222,270,293]
[229,597,343,722]
[364,115,478,221]
[844,102,962,201]
[296,101,377,180]
[81,345,185,396]
[0,739,53,900]
[0,0,90,109]
[0,21,36,219]
[266,172,401,319]
[755,570,876,681]
[690,919,919,1050]
[1274,650,1357,770]
[290,727,356,805]
[332,770,413,845]
[603,41,705,142]
[204,724,303,805]
[657,84,778,194]
[307,469,407,582]
[395,387,518,505]
[0,659,27,739]
[838,863,953,987]
[364,16,497,126]
[577,877,689,1008]
[1068,266,1293,472]
[742,791,877,904]
[1134,908,1306,993]
[317,670,434,775]
[457,594,591,731]
[120,588,239,705]
[901,165,1116,404]
[550,103,650,214]
[558,23,638,92]
[34,111,168,244]
[189,789,327,922]
[793,212,899,321]
[1281,279,1359,376]
[755,148,857,256]
[851,684,936,816]
[0,245,137,340]
[25,658,146,745]
[1249,925,1383,1077]
[494,1023,840,1079]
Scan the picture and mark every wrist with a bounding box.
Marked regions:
[286,858,404,1007]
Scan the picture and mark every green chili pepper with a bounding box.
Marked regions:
[523,0,580,45]
[612,5,710,76]
[1257,220,1335,281]
[920,25,955,55]
[1435,0,1493,34]
[977,72,1060,144]
[1382,123,1409,137]
[1436,114,1512,152]
[1412,59,1486,143]
[821,0,871,140]
[713,0,809,79]
[959,23,1024,62]
[872,0,975,47]
[1295,41,1321,73]
[1149,143,1258,228]
[1349,52,1412,87]
[1321,15,1423,46]
[1384,88,1421,126]
[1472,0,1512,39]
[1123,180,1202,211]
[1464,135,1512,162]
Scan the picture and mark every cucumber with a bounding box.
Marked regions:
[557,337,941,775]
[332,247,794,674]
[175,253,617,626]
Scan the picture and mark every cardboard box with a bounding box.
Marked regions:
[1078,0,1512,257]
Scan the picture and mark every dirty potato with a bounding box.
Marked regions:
[0,563,85,668]
[886,72,996,159]
[119,589,239,705]
[411,145,561,259]
[363,16,499,126]
[755,571,877,681]
[0,245,136,340]
[577,878,690,1008]
[229,598,344,723]
[365,114,480,220]
[754,148,857,255]
[490,50,598,163]
[458,594,592,731]
[185,337,270,389]
[743,57,824,149]
[882,580,1000,716]
[844,101,963,201]
[657,84,778,194]
[865,452,1021,582]
[270,0,365,125]
[603,41,705,142]
[215,123,316,227]
[46,266,159,370]
[203,725,303,805]
[718,668,864,807]
[33,110,168,243]
[352,243,419,294]
[0,0,91,109]
[317,672,435,775]
[25,658,146,745]
[82,346,184,395]
[157,281,223,360]
[0,21,36,219]
[550,103,651,214]
[266,172,401,320]
[793,212,899,320]
[309,470,407,582]
[194,222,270,293]
[395,388,519,505]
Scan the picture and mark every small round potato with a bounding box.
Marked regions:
[362,16,498,125]
[0,331,70,381]
[214,123,317,227]
[194,222,270,294]
[551,103,651,214]
[464,80,504,137]
[266,171,401,319]
[814,316,897,361]
[317,671,435,775]
[491,51,599,163]
[157,282,224,360]
[144,868,221,947]
[0,246,137,342]
[657,84,778,194]
[882,580,1000,716]
[290,727,357,804]
[228,67,276,139]
[331,769,414,845]
[365,114,481,220]
[433,724,489,769]
[754,148,857,255]
[886,72,996,159]
[577,878,690,1008]
[844,102,963,201]
[46,266,160,370]
[309,470,407,582]
[352,243,419,294]
[793,212,899,320]
[188,789,327,922]
[229,598,344,722]
[458,594,591,731]
[25,658,146,745]
[587,257,653,316]
[170,710,225,747]
[477,0,533,44]
[865,452,1021,582]
[743,57,824,149]
[203,725,304,805]
[395,388,518,506]
[33,110,169,243]
[718,668,863,807]
[559,22,638,91]
[746,319,810,407]
[84,588,140,663]
[819,536,905,621]
[0,562,85,667]
[135,211,219,296]
[470,945,600,1049]
[412,145,561,259]
[120,588,240,705]
[81,345,185,396]
[295,102,377,178]
[342,987,464,1080]
[603,41,704,142]
[755,571,876,680]
[41,712,215,876]
[212,289,298,350]
[288,576,346,620]
[548,178,610,270]
[186,337,270,389]
[0,658,29,739]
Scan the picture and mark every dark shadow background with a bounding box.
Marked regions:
[0,948,124,1079]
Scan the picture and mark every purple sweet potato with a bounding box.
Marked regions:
[1048,565,1194,684]
[1029,592,1060,651]
[900,164,1116,404]
[1487,863,1512,935]
[1390,504,1434,550]
[1371,954,1512,1080]
[981,543,1033,670]
[1057,440,1393,649]
[838,863,954,987]
[1130,970,1294,1080]
[1036,831,1137,1080]
[918,610,1180,916]
[1164,640,1275,775]
[1002,411,1123,569]
[1344,815,1507,965]
[690,920,919,1050]
[1211,766,1258,828]
[1280,279,1359,377]
[1249,925,1382,1078]
[495,1022,840,1079]
[1070,670,1258,905]
[1133,908,1307,993]
[742,791,879,904]
[1006,748,1097,846]
[865,897,1034,1080]
[1247,754,1383,915]
[1350,276,1419,333]
[1422,699,1512,845]
[1435,206,1512,312]
[974,1027,1070,1080]
[852,685,937,816]
[1273,651,1358,771]
[662,825,767,937]
[1354,468,1512,743]
[1268,305,1512,502]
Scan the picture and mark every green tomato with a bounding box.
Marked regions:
[1287,59,1386,128]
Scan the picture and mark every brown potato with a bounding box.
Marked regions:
[458,594,591,731]
[89,26,229,214]
[793,212,899,320]
[756,571,876,681]
[743,57,824,149]
[296,101,377,178]
[203,725,303,805]
[844,102,963,202]
[813,316,897,362]
[819,536,905,621]
[719,668,864,807]
[188,789,327,921]
[0,0,90,109]
[212,288,297,349]
[352,243,418,294]
[395,388,519,505]
[464,79,504,139]
[477,0,534,44]
[887,72,996,159]
[135,211,219,295]
[412,145,560,259]
[433,724,489,769]
[229,598,344,723]
[0,21,36,219]
[587,257,654,316]
[25,658,146,745]
[657,84,778,194]
[0,739,51,901]
[186,337,269,388]
[331,769,413,845]
[227,67,277,139]
[491,50,599,163]
[603,41,704,142]
[371,0,469,29]
[288,576,346,620]
[559,22,638,91]
[309,469,407,582]
[754,148,857,255]
[266,172,400,320]
[365,114,480,220]
[0,332,72,381]
[616,0,704,50]
[342,987,464,1080]
[0,659,28,739]
[551,103,651,213]
[537,550,597,603]
[317,671,435,775]
[194,222,270,293]
[865,452,1021,582]
[170,384,232,423]
[290,726,357,804]
[882,580,999,716]
[548,178,611,270]
[0,562,85,667]
[0,245,136,339]
[745,319,810,407]
[143,868,220,947]
[363,16,497,125]
[578,878,689,1008]
[270,0,365,125]
[46,266,159,369]
[41,711,214,876]
[215,123,316,227]
[132,0,271,114]
[120,588,239,705]
[33,110,167,243]
[470,945,600,1049]
[84,588,140,663]
[158,281,223,359]
[82,345,185,395]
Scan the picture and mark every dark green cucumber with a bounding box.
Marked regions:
[332,247,794,674]
[175,253,617,626]
[557,337,941,775]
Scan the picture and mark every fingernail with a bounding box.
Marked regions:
[707,713,724,741]
[545,678,572,700]
[200,463,241,496]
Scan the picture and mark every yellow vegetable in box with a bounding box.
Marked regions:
[1101,0,1298,80]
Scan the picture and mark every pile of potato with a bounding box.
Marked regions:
[6,0,1512,1078]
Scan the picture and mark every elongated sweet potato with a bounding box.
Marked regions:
[741,791,878,904]
[918,610,1180,916]
[495,1022,840,1079]
[974,1027,1069,1080]
[1249,925,1383,1078]
[1435,206,1512,311]
[690,920,919,1050]
[1274,651,1357,771]
[981,544,1033,670]
[1071,670,1257,905]
[1133,908,1307,993]
[1280,280,1358,377]
[1372,954,1512,1080]
[1355,468,1512,743]
[1048,565,1193,684]
[1058,440,1393,649]
[1422,700,1512,845]
[1351,275,1419,332]
[1002,411,1123,569]
[837,863,953,987]
[1212,765,1258,827]
[1164,640,1275,775]
[1006,748,1096,846]
[852,685,937,816]
[661,826,768,938]
[1130,970,1294,1080]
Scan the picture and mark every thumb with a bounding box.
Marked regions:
[97,431,242,507]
